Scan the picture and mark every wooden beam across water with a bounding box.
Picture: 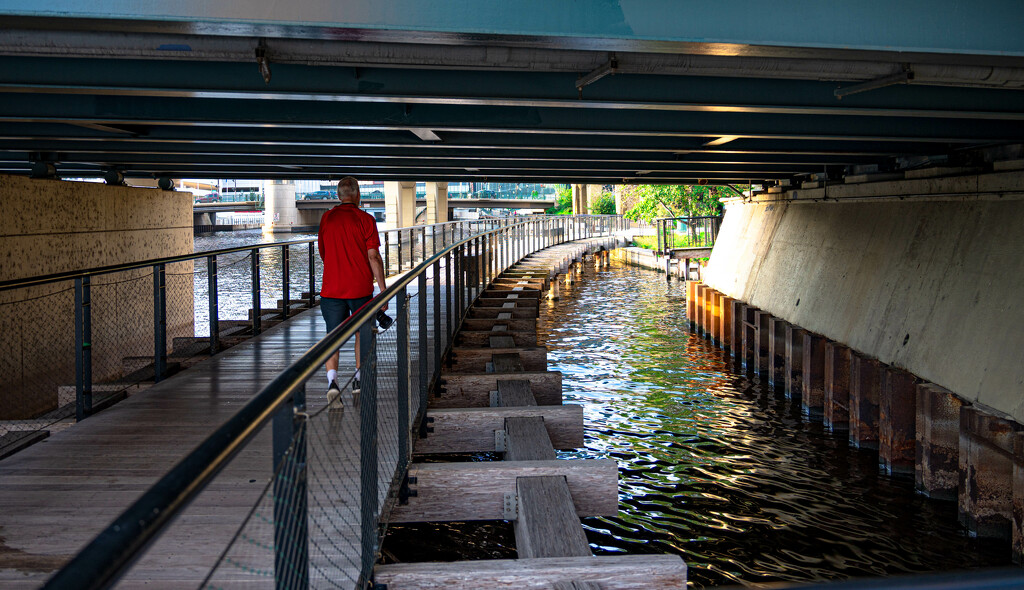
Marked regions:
[374,555,688,589]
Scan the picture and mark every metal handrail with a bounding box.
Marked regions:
[654,215,723,256]
[43,214,625,590]
[0,217,510,292]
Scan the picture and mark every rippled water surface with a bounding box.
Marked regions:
[386,261,1009,587]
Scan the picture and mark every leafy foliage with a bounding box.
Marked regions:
[546,184,573,215]
[622,184,743,223]
[589,194,616,215]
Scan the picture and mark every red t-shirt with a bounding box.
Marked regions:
[317,204,381,299]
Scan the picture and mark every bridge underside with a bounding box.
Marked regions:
[0,2,1022,184]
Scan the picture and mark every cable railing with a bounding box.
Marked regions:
[654,215,723,256]
[0,215,598,461]
[39,214,627,590]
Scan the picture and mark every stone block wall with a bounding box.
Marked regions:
[0,175,194,419]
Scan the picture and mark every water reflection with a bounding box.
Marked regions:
[385,261,1008,588]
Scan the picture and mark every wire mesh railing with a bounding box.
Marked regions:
[655,215,723,256]
[41,214,626,590]
[0,215,597,461]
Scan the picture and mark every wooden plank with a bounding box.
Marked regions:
[552,582,603,590]
[390,459,618,522]
[414,406,584,454]
[497,312,514,320]
[469,306,537,319]
[504,417,556,461]
[491,324,509,332]
[464,318,537,332]
[476,297,538,308]
[497,380,538,407]
[449,346,546,373]
[514,476,590,557]
[483,289,540,299]
[374,555,688,589]
[488,336,517,349]
[459,331,537,347]
[491,353,525,373]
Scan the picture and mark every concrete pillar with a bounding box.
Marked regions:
[916,383,967,500]
[960,406,1018,539]
[768,317,789,387]
[801,332,827,417]
[720,296,735,350]
[572,184,588,215]
[849,353,882,449]
[753,310,772,376]
[425,182,448,225]
[824,343,852,432]
[784,326,805,399]
[262,180,297,233]
[880,367,917,476]
[384,181,416,229]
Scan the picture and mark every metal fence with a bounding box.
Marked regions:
[23,214,625,590]
[655,215,723,256]
[0,216,612,462]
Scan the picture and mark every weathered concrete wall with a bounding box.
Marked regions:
[0,175,193,418]
[704,175,1024,422]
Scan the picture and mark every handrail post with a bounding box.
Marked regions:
[358,319,378,586]
[251,249,262,336]
[153,263,167,383]
[272,383,309,590]
[445,251,452,363]
[397,229,404,273]
[397,285,410,472]
[307,242,316,307]
[74,276,92,420]
[432,260,442,386]
[281,245,290,320]
[208,255,219,355]
[417,271,429,431]
[384,231,391,275]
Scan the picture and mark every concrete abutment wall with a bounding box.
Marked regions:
[692,169,1024,556]
[0,175,194,419]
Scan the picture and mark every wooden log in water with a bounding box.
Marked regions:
[374,555,688,589]
[389,459,618,522]
[448,346,547,373]
[457,331,537,348]
[434,372,560,407]
[415,406,584,454]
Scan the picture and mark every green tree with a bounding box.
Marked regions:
[589,194,616,215]
[546,184,573,215]
[622,184,742,222]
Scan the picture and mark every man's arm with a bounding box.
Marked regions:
[367,248,388,311]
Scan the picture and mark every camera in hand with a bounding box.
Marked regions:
[376,310,394,330]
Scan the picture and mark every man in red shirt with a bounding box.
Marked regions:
[318,177,387,408]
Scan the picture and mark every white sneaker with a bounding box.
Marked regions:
[326,380,343,409]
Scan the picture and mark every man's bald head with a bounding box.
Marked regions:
[337,177,360,204]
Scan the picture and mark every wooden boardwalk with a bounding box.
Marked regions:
[0,279,447,589]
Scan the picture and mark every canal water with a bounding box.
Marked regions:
[384,260,1010,587]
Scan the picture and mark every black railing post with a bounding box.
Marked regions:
[397,230,404,273]
[445,251,452,358]
[153,264,167,383]
[432,260,442,385]
[455,245,463,325]
[272,384,309,590]
[208,255,219,355]
[281,245,290,319]
[397,285,410,472]
[251,249,262,336]
[307,242,316,307]
[358,319,378,586]
[657,220,663,255]
[74,276,92,421]
[384,231,391,275]
[418,271,429,427]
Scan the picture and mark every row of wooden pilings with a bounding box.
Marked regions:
[687,281,1024,561]
[375,239,687,588]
